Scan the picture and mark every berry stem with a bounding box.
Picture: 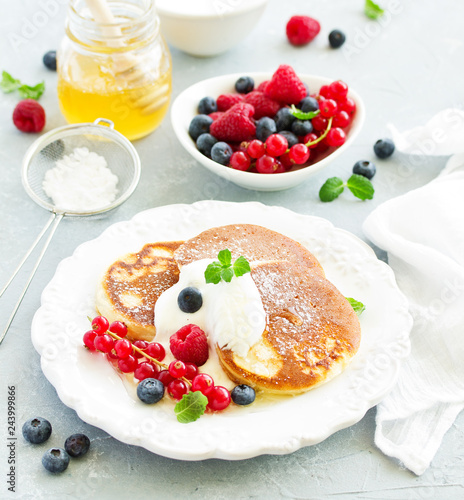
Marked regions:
[304,117,333,147]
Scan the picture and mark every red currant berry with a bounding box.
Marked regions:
[247,139,265,159]
[339,97,356,117]
[273,160,285,173]
[83,330,97,350]
[184,363,199,380]
[256,155,279,174]
[118,354,138,373]
[207,386,231,411]
[312,115,328,131]
[169,360,187,379]
[319,99,338,118]
[333,110,351,128]
[167,379,189,400]
[114,338,132,359]
[145,342,166,361]
[265,134,288,157]
[91,316,109,334]
[326,127,346,147]
[328,80,348,101]
[289,144,310,165]
[109,321,128,338]
[133,340,148,358]
[303,132,319,149]
[319,85,331,99]
[279,152,294,170]
[229,151,251,171]
[191,373,214,395]
[94,333,114,353]
[134,362,158,381]
[106,350,119,360]
[158,370,174,387]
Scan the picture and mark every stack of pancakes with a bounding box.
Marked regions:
[96,224,361,395]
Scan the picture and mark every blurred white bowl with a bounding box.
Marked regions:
[156,0,269,57]
[171,72,365,191]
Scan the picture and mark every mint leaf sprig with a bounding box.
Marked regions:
[319,174,374,202]
[346,297,366,315]
[0,71,45,100]
[205,249,251,284]
[364,0,384,19]
[175,391,208,423]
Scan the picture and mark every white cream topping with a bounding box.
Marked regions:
[154,259,266,358]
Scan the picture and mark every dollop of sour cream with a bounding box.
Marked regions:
[154,259,266,358]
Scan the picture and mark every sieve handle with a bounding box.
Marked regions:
[0,213,64,346]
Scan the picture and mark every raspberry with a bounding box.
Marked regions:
[286,16,321,46]
[13,99,46,133]
[210,103,256,143]
[170,324,209,366]
[216,93,244,112]
[257,80,269,92]
[264,65,307,105]
[208,111,224,121]
[243,91,280,119]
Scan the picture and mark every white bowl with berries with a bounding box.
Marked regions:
[171,65,365,191]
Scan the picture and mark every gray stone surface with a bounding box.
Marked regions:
[0,0,463,498]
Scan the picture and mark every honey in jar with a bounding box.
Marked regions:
[58,0,171,141]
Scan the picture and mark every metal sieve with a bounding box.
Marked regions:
[0,118,141,344]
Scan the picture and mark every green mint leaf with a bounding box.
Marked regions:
[205,261,223,284]
[319,177,345,202]
[174,391,208,423]
[364,0,384,19]
[346,174,375,200]
[290,104,320,120]
[346,297,366,315]
[0,71,21,93]
[18,81,45,100]
[221,266,235,283]
[217,248,232,267]
[233,255,251,277]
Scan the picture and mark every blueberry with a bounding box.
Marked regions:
[279,131,299,148]
[275,107,296,132]
[22,417,52,444]
[178,286,203,313]
[196,133,217,157]
[373,138,395,159]
[211,141,233,165]
[256,116,277,142]
[64,433,90,458]
[137,378,165,404]
[291,120,313,137]
[353,160,376,179]
[297,96,319,113]
[42,448,70,473]
[235,76,254,94]
[43,50,57,70]
[328,29,346,49]
[198,97,217,115]
[188,114,213,141]
[231,385,256,406]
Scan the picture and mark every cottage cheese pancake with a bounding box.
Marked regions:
[216,260,361,394]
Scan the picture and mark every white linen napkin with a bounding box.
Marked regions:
[363,109,464,475]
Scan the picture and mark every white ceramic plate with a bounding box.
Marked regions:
[171,73,365,191]
[31,201,411,461]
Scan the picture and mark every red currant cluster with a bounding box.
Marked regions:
[230,80,355,174]
[83,316,231,412]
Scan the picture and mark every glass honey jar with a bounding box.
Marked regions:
[58,0,172,141]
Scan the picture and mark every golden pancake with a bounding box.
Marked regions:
[174,224,324,276]
[216,260,361,394]
[95,241,183,341]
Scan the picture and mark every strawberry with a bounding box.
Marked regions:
[243,91,281,119]
[210,102,256,142]
[216,93,244,112]
[170,324,209,367]
[13,99,46,133]
[264,64,307,105]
